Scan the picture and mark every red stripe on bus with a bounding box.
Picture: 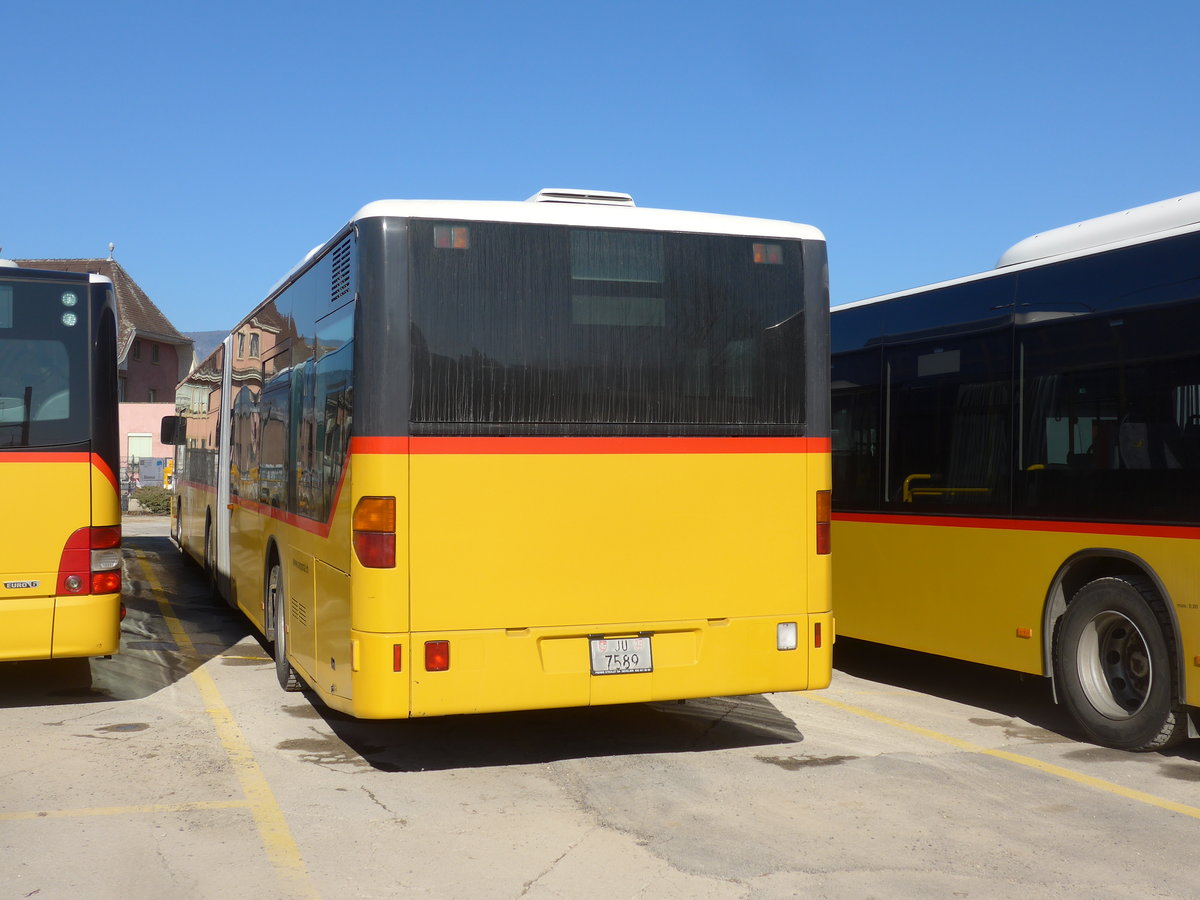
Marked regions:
[232,495,334,538]
[91,453,119,493]
[0,452,118,493]
[833,511,1200,541]
[228,457,350,539]
[0,451,90,464]
[351,436,830,455]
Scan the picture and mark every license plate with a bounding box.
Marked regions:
[589,635,653,675]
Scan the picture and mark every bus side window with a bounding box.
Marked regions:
[883,332,1011,513]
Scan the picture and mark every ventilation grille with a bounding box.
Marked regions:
[291,595,309,628]
[330,238,352,303]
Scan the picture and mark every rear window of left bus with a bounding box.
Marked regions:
[0,279,90,448]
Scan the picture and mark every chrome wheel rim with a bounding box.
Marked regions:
[1076,609,1152,720]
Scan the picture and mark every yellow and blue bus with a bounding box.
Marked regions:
[167,189,832,718]
[0,262,122,661]
[831,192,1200,750]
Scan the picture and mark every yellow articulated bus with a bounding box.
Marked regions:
[166,188,832,718]
[0,262,122,661]
[831,192,1200,750]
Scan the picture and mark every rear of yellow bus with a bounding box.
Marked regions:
[0,269,122,661]
[340,211,831,718]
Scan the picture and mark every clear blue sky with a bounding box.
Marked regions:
[6,1,1198,332]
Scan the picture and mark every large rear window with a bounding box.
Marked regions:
[0,278,90,448]
[409,222,806,430]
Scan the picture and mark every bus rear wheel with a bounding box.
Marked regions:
[267,560,302,692]
[1055,576,1185,751]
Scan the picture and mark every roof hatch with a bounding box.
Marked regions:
[526,188,636,207]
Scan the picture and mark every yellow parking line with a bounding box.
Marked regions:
[808,694,1200,821]
[0,800,249,821]
[134,553,319,899]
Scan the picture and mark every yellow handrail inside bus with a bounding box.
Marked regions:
[902,473,990,502]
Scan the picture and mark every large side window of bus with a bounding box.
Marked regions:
[883,331,1012,513]
[230,383,258,499]
[831,304,884,510]
[312,305,353,521]
[878,278,1015,514]
[1015,240,1200,522]
[200,345,224,488]
[258,345,291,509]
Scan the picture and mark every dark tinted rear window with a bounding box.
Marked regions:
[0,278,90,448]
[409,222,806,430]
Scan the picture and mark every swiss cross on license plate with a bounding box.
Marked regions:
[589,635,653,675]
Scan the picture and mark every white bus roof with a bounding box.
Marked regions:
[997,191,1200,268]
[835,191,1200,312]
[267,190,825,303]
[351,192,825,242]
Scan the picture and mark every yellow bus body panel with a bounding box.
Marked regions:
[387,447,830,718]
[0,456,120,660]
[833,517,1200,705]
[222,445,832,719]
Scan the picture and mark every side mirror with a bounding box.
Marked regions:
[160,415,186,444]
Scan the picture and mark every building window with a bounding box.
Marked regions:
[250,333,260,358]
[238,333,245,358]
[151,343,160,364]
[148,388,158,402]
[132,339,141,360]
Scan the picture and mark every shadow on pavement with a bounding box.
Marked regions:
[302,691,806,773]
[0,533,254,709]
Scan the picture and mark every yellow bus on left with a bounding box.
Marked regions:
[0,261,122,660]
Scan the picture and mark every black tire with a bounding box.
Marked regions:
[203,516,214,579]
[1054,576,1185,751]
[267,560,302,692]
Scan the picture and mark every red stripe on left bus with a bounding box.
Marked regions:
[91,453,119,494]
[0,451,90,464]
[833,511,1200,541]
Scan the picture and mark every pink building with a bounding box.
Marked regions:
[16,257,192,479]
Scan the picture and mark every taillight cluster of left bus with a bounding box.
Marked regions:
[57,526,122,596]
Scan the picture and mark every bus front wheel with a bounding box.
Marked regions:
[1054,576,1185,751]
[267,560,302,692]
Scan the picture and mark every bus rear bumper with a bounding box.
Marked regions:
[0,592,121,661]
[338,612,834,719]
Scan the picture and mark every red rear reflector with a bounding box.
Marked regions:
[814,622,822,649]
[393,644,403,672]
[425,640,450,671]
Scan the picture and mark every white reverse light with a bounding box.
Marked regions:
[777,622,798,651]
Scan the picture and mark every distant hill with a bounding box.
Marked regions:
[186,330,226,362]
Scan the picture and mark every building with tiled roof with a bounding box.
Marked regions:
[15,257,192,400]
[15,256,193,486]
